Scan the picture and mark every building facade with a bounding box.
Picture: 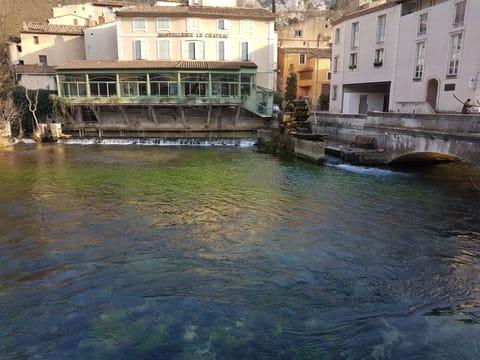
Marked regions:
[276,11,332,108]
[50,1,135,26]
[55,3,277,132]
[393,0,480,113]
[114,5,277,89]
[278,47,331,109]
[330,0,480,114]
[9,22,88,90]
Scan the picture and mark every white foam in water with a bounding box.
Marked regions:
[58,137,256,147]
[329,163,406,177]
[19,138,37,144]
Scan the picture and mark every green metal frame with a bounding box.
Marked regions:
[56,68,273,117]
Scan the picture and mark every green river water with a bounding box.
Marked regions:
[0,139,479,359]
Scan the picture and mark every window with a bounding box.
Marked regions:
[186,18,201,32]
[217,40,229,60]
[418,13,428,35]
[327,72,331,80]
[39,55,47,66]
[133,39,147,60]
[453,0,466,26]
[376,15,386,43]
[447,32,463,76]
[150,73,177,97]
[332,85,337,100]
[374,48,384,66]
[107,6,113,13]
[414,41,425,79]
[240,20,253,33]
[157,40,170,60]
[294,30,302,38]
[333,56,339,73]
[156,18,170,31]
[299,71,312,81]
[240,74,253,96]
[351,22,359,48]
[89,74,117,97]
[33,36,39,45]
[334,28,340,45]
[181,73,208,97]
[240,41,252,61]
[211,74,239,97]
[217,19,230,31]
[119,74,147,97]
[299,53,306,65]
[132,18,147,32]
[59,74,87,97]
[185,40,204,60]
[349,53,357,69]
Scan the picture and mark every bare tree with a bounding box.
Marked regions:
[0,97,20,136]
[24,87,41,140]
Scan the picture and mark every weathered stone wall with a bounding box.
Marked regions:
[311,111,480,164]
[63,105,267,134]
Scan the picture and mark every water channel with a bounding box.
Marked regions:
[0,139,479,359]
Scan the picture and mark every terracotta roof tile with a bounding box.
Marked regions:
[56,60,258,71]
[280,47,332,58]
[14,64,56,74]
[91,0,142,6]
[22,22,87,35]
[116,5,275,20]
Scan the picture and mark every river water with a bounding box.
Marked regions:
[0,139,479,359]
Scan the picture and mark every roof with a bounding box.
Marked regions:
[331,1,400,26]
[14,64,56,75]
[116,5,276,20]
[280,47,332,58]
[56,60,258,71]
[297,66,313,73]
[92,0,142,6]
[21,22,87,35]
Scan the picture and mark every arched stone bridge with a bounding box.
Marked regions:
[311,112,480,165]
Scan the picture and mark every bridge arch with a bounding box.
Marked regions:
[389,151,460,164]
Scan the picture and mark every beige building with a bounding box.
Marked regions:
[276,10,332,107]
[278,47,331,108]
[277,10,332,49]
[18,22,87,67]
[114,5,277,89]
[9,22,87,90]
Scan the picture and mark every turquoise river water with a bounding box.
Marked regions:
[0,138,480,359]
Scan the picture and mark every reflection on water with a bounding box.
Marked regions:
[0,142,480,359]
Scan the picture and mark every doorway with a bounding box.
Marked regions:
[359,95,368,114]
[426,78,438,112]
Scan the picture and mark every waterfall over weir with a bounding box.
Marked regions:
[58,137,257,147]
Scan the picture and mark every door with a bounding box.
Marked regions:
[359,95,368,114]
[426,79,438,112]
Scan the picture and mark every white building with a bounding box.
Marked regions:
[394,0,480,113]
[84,22,118,60]
[330,0,480,114]
[50,1,134,26]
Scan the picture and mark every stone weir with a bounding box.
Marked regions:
[257,130,326,163]
[61,103,268,138]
